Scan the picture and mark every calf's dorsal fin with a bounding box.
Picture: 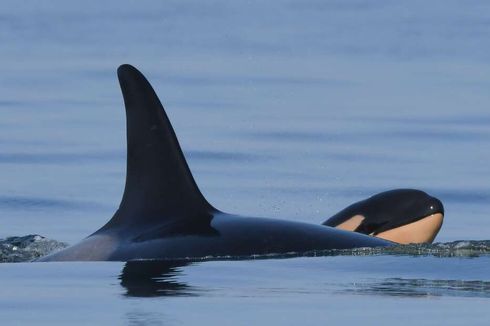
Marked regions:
[103,64,215,229]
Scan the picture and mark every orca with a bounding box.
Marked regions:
[323,189,444,244]
[38,65,440,262]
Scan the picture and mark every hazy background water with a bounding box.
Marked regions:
[1,0,490,324]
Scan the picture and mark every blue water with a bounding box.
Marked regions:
[1,257,490,325]
[1,0,490,324]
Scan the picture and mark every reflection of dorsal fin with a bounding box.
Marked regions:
[103,64,215,228]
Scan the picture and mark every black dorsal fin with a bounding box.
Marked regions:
[104,64,215,228]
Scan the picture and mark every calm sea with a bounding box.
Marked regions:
[1,1,489,324]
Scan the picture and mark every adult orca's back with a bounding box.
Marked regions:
[38,65,391,262]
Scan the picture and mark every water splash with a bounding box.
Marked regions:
[0,235,68,262]
[168,240,490,261]
[1,235,489,263]
[328,240,490,258]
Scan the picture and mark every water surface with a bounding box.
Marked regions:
[1,0,489,324]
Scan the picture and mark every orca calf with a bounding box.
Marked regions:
[38,65,441,262]
[323,189,444,244]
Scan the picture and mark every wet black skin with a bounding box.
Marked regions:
[39,64,395,262]
[323,189,444,235]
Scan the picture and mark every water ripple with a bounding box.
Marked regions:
[186,150,272,162]
[0,195,103,211]
[0,151,124,164]
[343,278,490,298]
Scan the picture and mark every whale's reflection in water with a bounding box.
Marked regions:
[119,259,490,299]
[119,260,196,297]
